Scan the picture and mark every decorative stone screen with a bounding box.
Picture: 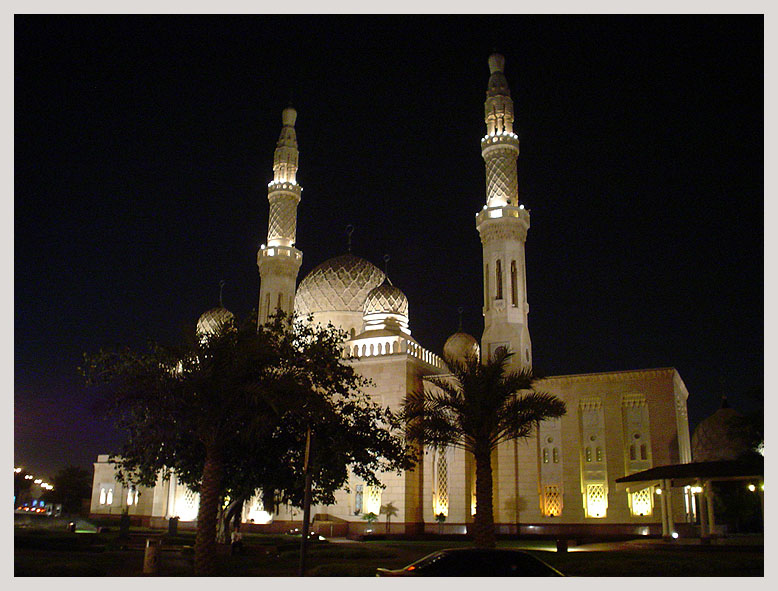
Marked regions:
[432,446,449,517]
[629,487,653,516]
[585,483,607,518]
[542,485,562,517]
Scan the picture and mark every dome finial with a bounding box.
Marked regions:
[346,224,354,253]
[457,306,464,332]
[219,279,226,308]
[383,254,391,284]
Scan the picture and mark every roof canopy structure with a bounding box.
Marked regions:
[615,458,764,489]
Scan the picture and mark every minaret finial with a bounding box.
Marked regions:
[219,279,226,307]
[346,225,354,252]
[457,306,464,332]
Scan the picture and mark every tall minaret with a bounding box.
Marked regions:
[476,54,532,370]
[257,106,303,324]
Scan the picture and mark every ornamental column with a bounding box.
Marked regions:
[476,53,532,370]
[258,106,304,324]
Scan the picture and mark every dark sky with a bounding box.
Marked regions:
[15,15,763,478]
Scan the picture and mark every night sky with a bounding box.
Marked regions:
[14,15,763,478]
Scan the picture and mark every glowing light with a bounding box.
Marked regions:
[519,204,525,209]
[14,468,21,473]
[24,475,33,480]
[585,484,607,518]
[690,486,702,494]
[260,243,266,250]
[655,487,662,495]
[488,208,503,218]
[34,479,41,484]
[748,484,756,492]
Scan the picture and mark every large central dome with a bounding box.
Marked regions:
[295,254,385,315]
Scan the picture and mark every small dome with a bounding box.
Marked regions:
[443,332,480,364]
[364,281,409,317]
[196,306,235,337]
[691,398,748,462]
[295,254,385,315]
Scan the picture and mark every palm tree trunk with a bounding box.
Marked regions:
[194,443,224,576]
[473,446,496,548]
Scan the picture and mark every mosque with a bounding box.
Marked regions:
[90,54,698,537]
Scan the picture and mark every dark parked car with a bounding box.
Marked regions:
[376,548,564,577]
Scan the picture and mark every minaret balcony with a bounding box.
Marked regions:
[476,203,530,226]
[267,181,302,199]
[480,131,520,150]
[258,243,302,262]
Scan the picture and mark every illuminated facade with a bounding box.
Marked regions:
[90,54,692,536]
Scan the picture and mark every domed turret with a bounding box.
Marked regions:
[196,306,235,339]
[691,397,749,461]
[362,279,410,335]
[364,281,409,317]
[443,332,480,364]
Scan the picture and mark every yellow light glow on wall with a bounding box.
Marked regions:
[541,485,562,517]
[585,483,607,518]
[629,488,653,516]
[364,486,382,515]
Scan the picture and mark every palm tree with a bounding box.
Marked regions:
[402,348,566,548]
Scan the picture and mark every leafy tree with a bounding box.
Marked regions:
[82,311,410,575]
[402,348,566,548]
[42,465,92,514]
[381,501,398,533]
[362,511,378,530]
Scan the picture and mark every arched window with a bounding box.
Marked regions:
[596,447,603,462]
[484,264,489,309]
[495,260,503,300]
[629,445,636,460]
[277,293,283,311]
[553,448,559,463]
[640,444,647,460]
[511,260,518,306]
[542,448,549,463]
[585,447,592,462]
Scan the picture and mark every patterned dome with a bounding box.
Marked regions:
[443,332,481,364]
[691,398,748,462]
[295,254,385,315]
[196,306,235,337]
[364,281,409,317]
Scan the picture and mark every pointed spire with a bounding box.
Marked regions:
[346,224,354,253]
[457,306,464,332]
[219,279,226,307]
